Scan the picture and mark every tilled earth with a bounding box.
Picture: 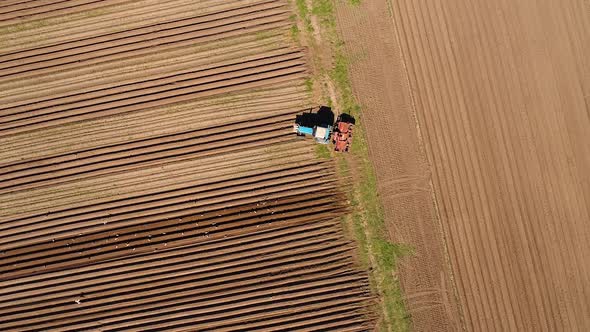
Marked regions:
[337,0,590,331]
[0,1,374,331]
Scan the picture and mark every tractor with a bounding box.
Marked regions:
[293,107,355,152]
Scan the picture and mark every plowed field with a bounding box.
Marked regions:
[337,0,590,331]
[0,1,373,331]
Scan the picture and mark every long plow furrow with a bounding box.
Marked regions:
[0,0,374,331]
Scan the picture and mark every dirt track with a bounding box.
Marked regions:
[337,0,590,331]
[0,1,374,330]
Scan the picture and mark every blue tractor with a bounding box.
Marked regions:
[293,107,334,144]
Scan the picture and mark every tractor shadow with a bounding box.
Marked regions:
[337,112,356,125]
[317,106,335,126]
[295,106,335,127]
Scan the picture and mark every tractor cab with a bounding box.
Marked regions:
[293,107,334,144]
[312,125,331,144]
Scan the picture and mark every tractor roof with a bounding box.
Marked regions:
[314,126,330,140]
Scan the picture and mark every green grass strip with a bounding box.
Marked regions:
[293,0,413,330]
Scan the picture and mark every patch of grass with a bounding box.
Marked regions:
[349,0,362,5]
[290,24,300,43]
[304,78,314,93]
[314,144,331,159]
[352,211,370,267]
[312,0,336,28]
[294,0,313,32]
[332,50,360,115]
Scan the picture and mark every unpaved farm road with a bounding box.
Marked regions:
[337,0,590,331]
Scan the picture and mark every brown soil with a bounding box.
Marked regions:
[337,0,590,331]
[335,2,461,331]
[0,1,374,331]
